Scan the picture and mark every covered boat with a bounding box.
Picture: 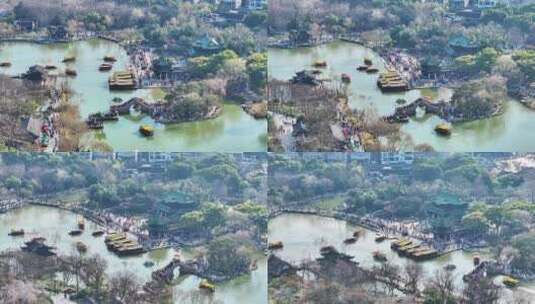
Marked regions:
[8,229,25,236]
[199,280,215,292]
[268,241,284,250]
[434,123,451,136]
[65,68,77,76]
[313,60,327,68]
[99,63,113,71]
[139,125,155,137]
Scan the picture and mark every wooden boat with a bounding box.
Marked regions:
[311,69,322,75]
[374,234,386,242]
[364,58,373,66]
[268,241,284,250]
[503,276,519,288]
[366,67,379,73]
[0,62,12,67]
[78,217,85,230]
[341,73,351,83]
[373,250,387,262]
[313,60,327,68]
[65,68,77,76]
[99,63,113,71]
[75,241,87,253]
[92,230,105,237]
[144,261,155,267]
[353,229,363,237]
[250,260,258,271]
[103,55,117,62]
[45,65,57,70]
[199,280,215,292]
[68,230,82,236]
[139,125,154,137]
[343,237,357,244]
[473,255,480,265]
[434,123,451,136]
[357,65,368,71]
[62,56,76,63]
[444,264,456,271]
[8,229,25,236]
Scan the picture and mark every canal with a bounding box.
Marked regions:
[269,213,535,302]
[0,39,267,152]
[268,41,535,152]
[0,205,267,303]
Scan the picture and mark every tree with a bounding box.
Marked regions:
[462,212,489,236]
[108,271,141,303]
[167,162,194,180]
[423,270,456,304]
[475,48,499,73]
[206,237,250,277]
[462,276,500,304]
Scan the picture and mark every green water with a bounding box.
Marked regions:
[268,213,535,302]
[268,41,535,152]
[0,205,175,281]
[0,206,268,303]
[0,39,267,152]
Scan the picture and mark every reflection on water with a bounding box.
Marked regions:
[0,205,175,281]
[0,206,267,303]
[269,213,535,302]
[268,41,535,151]
[0,40,266,152]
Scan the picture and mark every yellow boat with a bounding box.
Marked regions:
[199,280,215,292]
[435,123,451,136]
[313,61,327,68]
[139,125,155,137]
[503,276,519,288]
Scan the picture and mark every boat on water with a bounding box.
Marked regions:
[92,230,105,237]
[21,237,56,256]
[250,260,258,271]
[435,123,452,136]
[103,55,117,62]
[8,229,25,236]
[364,58,373,66]
[78,217,85,230]
[373,250,387,262]
[199,280,216,292]
[99,63,113,71]
[357,65,368,71]
[268,241,284,250]
[68,229,82,236]
[139,125,155,137]
[341,73,351,83]
[45,64,57,70]
[473,255,481,265]
[143,261,155,268]
[366,67,379,73]
[503,276,519,288]
[311,69,322,75]
[444,264,456,271]
[374,234,386,242]
[343,237,357,244]
[0,62,12,67]
[65,68,77,77]
[353,229,363,237]
[76,241,88,253]
[62,56,76,63]
[313,60,327,68]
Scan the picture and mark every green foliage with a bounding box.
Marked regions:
[422,287,456,304]
[206,237,251,277]
[88,184,120,208]
[511,231,535,274]
[413,161,443,181]
[512,50,535,81]
[246,52,267,90]
[167,162,195,180]
[461,211,489,235]
[497,173,524,188]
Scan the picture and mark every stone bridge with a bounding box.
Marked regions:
[384,98,452,123]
